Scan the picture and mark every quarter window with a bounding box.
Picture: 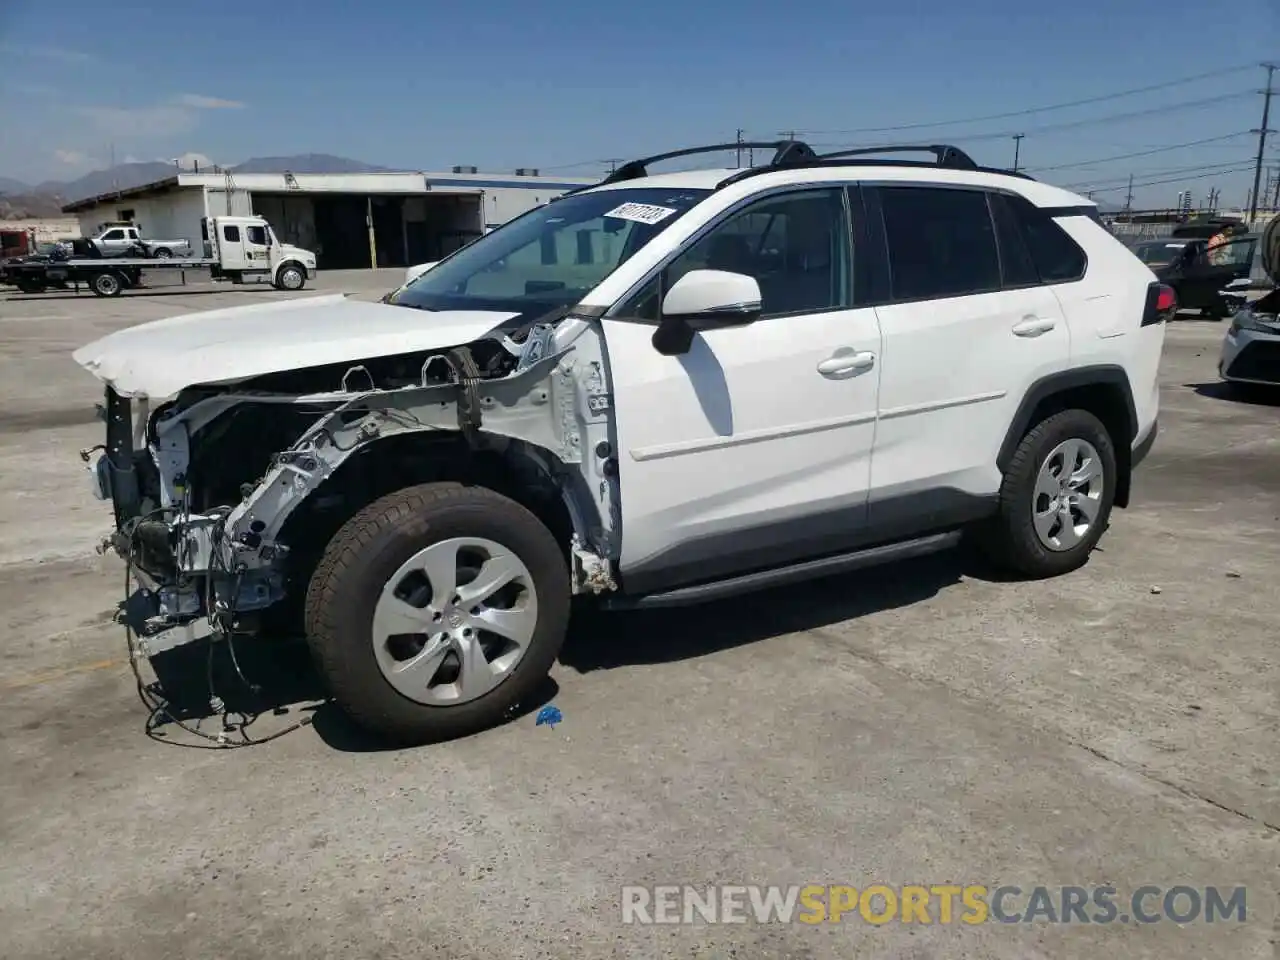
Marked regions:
[223,225,241,242]
[1007,195,1087,283]
[879,186,1001,300]
[627,188,852,319]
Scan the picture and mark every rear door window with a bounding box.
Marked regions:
[878,186,1001,300]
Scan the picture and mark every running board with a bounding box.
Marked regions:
[605,530,962,610]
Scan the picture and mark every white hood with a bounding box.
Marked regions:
[72,294,517,399]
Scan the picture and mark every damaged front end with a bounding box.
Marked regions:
[84,317,621,657]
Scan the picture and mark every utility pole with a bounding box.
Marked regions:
[1272,166,1280,210]
[1012,133,1024,173]
[1248,62,1275,222]
[1124,173,1134,214]
[779,130,797,142]
[735,128,744,168]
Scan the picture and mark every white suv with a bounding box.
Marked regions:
[73,141,1170,744]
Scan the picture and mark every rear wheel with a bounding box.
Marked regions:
[305,483,571,744]
[152,247,173,259]
[978,408,1117,578]
[90,271,123,297]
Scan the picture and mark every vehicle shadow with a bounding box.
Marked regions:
[1171,309,1224,323]
[142,545,1004,752]
[145,632,559,753]
[4,288,262,302]
[1185,381,1280,406]
[559,548,995,673]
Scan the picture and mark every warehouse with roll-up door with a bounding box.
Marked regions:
[61,167,596,271]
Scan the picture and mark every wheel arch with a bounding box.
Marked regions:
[999,365,1138,509]
[274,259,307,281]
[276,428,593,591]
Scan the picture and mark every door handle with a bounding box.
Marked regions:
[817,350,876,378]
[1012,316,1057,337]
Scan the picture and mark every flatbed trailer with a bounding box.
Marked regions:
[3,215,317,298]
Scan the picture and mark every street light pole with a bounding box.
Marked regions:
[1012,133,1024,173]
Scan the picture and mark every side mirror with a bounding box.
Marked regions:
[652,269,762,356]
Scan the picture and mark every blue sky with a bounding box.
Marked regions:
[1,0,1278,207]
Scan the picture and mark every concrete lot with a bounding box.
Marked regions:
[0,272,1276,959]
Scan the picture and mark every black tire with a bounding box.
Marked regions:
[153,247,172,259]
[304,482,571,745]
[978,408,1117,578]
[274,262,306,291]
[90,271,123,297]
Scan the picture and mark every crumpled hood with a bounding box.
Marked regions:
[72,294,517,399]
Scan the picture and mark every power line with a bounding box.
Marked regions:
[1028,132,1253,173]
[804,91,1255,151]
[1086,163,1260,196]
[771,64,1255,137]
[1061,157,1261,190]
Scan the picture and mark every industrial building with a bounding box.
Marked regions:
[60,168,596,270]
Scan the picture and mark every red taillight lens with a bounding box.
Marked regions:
[1142,282,1177,326]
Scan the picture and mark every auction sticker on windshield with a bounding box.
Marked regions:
[605,202,679,225]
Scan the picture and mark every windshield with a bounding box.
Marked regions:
[390,186,712,319]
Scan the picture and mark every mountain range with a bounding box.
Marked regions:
[0,154,393,219]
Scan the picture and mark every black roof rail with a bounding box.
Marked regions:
[716,143,1036,189]
[815,144,978,168]
[561,140,818,195]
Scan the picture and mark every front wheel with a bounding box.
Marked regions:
[304,483,571,744]
[977,408,1117,578]
[274,262,306,291]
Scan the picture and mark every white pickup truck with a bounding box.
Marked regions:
[87,223,192,259]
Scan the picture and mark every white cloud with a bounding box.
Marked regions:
[54,148,95,166]
[171,152,215,170]
[72,93,245,140]
[175,94,245,109]
[0,43,94,63]
[75,104,196,138]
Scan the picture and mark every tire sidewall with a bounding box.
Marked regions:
[93,272,120,296]
[1005,410,1117,575]
[309,488,570,741]
[277,264,304,290]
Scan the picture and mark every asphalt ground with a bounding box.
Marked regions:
[0,272,1276,959]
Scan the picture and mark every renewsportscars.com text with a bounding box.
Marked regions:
[621,884,1247,926]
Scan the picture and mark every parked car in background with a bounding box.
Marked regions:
[1144,233,1258,317]
[84,223,192,259]
[1218,214,1280,390]
[1126,237,1192,271]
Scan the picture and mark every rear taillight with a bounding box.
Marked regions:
[1142,282,1177,326]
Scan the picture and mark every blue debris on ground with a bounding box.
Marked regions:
[535,705,563,729]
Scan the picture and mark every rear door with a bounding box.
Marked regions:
[217,222,250,270]
[865,185,1071,515]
